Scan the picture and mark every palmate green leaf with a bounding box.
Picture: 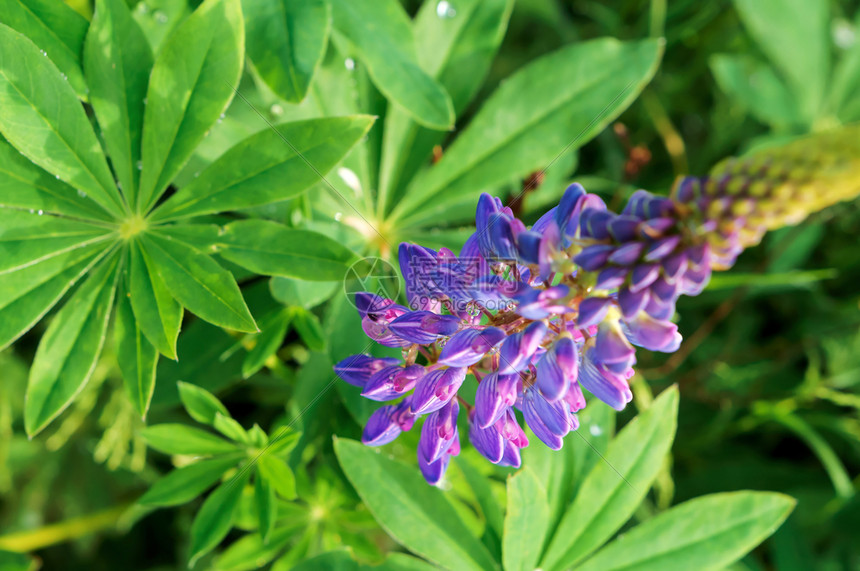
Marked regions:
[257,453,296,500]
[115,281,158,418]
[0,209,114,275]
[149,116,375,222]
[0,242,108,351]
[189,470,251,566]
[140,423,238,455]
[0,137,111,221]
[177,381,230,425]
[0,0,88,98]
[292,551,440,571]
[141,232,257,333]
[710,55,799,128]
[503,467,549,571]
[732,0,828,123]
[243,0,330,103]
[214,220,359,281]
[24,251,120,436]
[0,24,126,220]
[334,438,499,571]
[243,308,291,378]
[378,0,514,213]
[574,492,795,571]
[138,454,244,507]
[540,386,679,571]
[330,0,454,130]
[129,239,182,359]
[254,471,276,543]
[390,38,662,227]
[137,0,244,212]
[83,0,153,201]
[289,307,326,352]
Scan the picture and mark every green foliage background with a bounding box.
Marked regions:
[0,0,859,569]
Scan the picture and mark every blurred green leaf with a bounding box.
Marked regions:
[503,467,549,571]
[216,220,358,281]
[214,412,250,443]
[0,0,89,98]
[334,438,499,571]
[149,116,375,222]
[257,453,297,500]
[710,55,799,127]
[214,525,297,571]
[243,0,330,103]
[574,492,795,571]
[541,386,679,571]
[705,269,837,292]
[243,308,291,378]
[292,550,440,571]
[330,0,454,130]
[270,277,339,309]
[141,232,257,333]
[732,0,829,122]
[24,252,120,436]
[254,471,276,543]
[456,456,505,540]
[177,381,230,425]
[291,307,326,352]
[116,282,159,418]
[139,454,243,507]
[83,0,153,201]
[391,37,662,227]
[138,0,244,212]
[140,424,238,455]
[0,23,125,219]
[189,470,251,565]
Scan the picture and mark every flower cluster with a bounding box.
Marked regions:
[334,126,860,484]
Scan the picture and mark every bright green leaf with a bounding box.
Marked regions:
[257,454,296,500]
[540,386,679,571]
[254,472,276,543]
[129,239,183,359]
[214,412,250,443]
[334,438,499,571]
[189,469,251,566]
[83,0,153,203]
[24,252,120,436]
[269,277,339,309]
[139,454,243,507]
[215,220,358,282]
[138,0,244,212]
[503,467,549,571]
[141,232,257,333]
[149,116,375,222]
[215,525,297,571]
[0,23,126,219]
[391,38,662,227]
[290,307,326,352]
[115,280,158,418]
[243,0,330,103]
[330,0,454,130]
[140,423,238,455]
[574,492,795,571]
[177,381,230,425]
[0,0,89,98]
[243,308,291,378]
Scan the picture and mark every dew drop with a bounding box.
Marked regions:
[55,174,60,179]
[136,160,143,170]
[337,167,362,195]
[344,58,355,71]
[37,209,43,216]
[154,10,168,24]
[138,2,149,13]
[436,0,456,18]
[77,189,87,198]
[589,424,603,437]
[334,212,343,222]
[143,97,148,105]
[270,103,284,116]
[194,172,200,178]
[217,226,226,236]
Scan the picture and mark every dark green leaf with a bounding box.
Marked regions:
[141,232,257,333]
[243,308,291,378]
[215,220,358,281]
[330,0,454,130]
[540,386,679,571]
[254,471,276,543]
[290,307,326,351]
[0,24,126,219]
[189,470,251,566]
[177,381,229,425]
[243,0,330,103]
[83,0,153,203]
[390,38,662,227]
[137,0,244,212]
[116,280,158,418]
[138,454,243,507]
[149,116,375,222]
[140,423,238,455]
[128,239,183,359]
[334,438,499,571]
[24,251,120,436]
[0,0,89,98]
[574,492,795,571]
[503,467,549,571]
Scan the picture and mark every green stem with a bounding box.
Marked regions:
[0,503,131,553]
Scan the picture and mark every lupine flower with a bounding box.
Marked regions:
[334,130,860,484]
